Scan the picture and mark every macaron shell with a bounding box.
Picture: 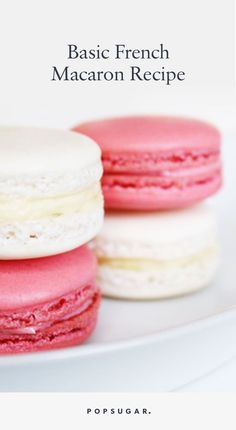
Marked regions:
[95,205,219,264]
[0,208,103,260]
[0,246,97,310]
[0,292,100,354]
[0,245,101,354]
[0,283,97,330]
[102,171,222,210]
[97,252,218,299]
[75,116,220,152]
[0,127,101,176]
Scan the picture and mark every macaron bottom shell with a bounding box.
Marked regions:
[0,208,104,259]
[97,248,219,300]
[102,170,222,210]
[0,292,100,354]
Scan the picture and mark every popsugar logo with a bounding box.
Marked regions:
[86,407,152,415]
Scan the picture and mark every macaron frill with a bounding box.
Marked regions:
[0,246,100,354]
[74,116,222,210]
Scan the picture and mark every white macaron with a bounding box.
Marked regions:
[94,205,219,299]
[0,127,104,259]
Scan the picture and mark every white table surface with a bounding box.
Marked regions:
[178,358,236,391]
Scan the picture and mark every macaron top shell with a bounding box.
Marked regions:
[0,127,103,196]
[0,246,97,310]
[94,205,218,261]
[97,205,217,243]
[0,127,100,175]
[96,205,217,243]
[75,116,221,153]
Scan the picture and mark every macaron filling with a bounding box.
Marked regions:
[102,168,221,191]
[98,246,218,271]
[0,183,103,223]
[102,148,220,173]
[102,153,221,191]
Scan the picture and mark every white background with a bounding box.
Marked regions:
[0,394,236,429]
[0,0,234,132]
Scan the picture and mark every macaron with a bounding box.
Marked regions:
[74,116,222,210]
[94,205,219,299]
[0,245,100,354]
[0,127,104,259]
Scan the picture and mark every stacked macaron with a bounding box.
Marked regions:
[74,116,222,299]
[0,127,104,353]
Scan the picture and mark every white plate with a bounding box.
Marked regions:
[0,135,235,392]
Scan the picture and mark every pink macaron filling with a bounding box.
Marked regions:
[102,148,220,174]
[101,150,222,209]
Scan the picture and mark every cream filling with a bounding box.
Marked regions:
[0,183,103,223]
[98,246,218,271]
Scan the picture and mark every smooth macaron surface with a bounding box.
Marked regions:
[0,246,97,310]
[0,246,100,354]
[0,127,100,179]
[74,116,222,210]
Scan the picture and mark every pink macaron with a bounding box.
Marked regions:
[74,116,222,210]
[0,246,100,354]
